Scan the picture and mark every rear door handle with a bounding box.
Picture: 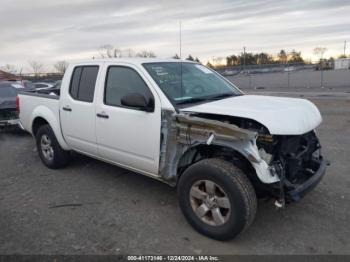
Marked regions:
[62,106,72,112]
[97,112,109,119]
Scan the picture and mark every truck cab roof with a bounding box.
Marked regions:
[69,58,194,66]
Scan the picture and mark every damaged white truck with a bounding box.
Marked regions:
[18,59,328,240]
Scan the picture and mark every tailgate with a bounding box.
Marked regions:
[0,109,18,121]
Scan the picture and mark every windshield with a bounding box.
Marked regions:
[0,86,17,97]
[143,62,242,106]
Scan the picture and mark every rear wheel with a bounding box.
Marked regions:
[36,124,70,169]
[178,158,257,240]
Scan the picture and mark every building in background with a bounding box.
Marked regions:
[0,70,21,81]
[334,58,350,70]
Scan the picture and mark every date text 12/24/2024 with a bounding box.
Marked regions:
[127,255,220,261]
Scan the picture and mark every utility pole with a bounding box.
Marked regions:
[179,21,182,59]
[344,40,347,57]
[287,61,290,89]
[321,51,324,88]
[243,46,246,73]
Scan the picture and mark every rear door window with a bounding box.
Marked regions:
[69,66,99,102]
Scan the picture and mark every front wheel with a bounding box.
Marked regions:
[36,124,70,169]
[177,158,257,240]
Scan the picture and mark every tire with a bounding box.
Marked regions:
[35,124,70,169]
[177,158,257,240]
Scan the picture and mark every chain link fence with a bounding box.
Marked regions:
[217,63,350,90]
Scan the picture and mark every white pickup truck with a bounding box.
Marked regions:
[18,59,327,240]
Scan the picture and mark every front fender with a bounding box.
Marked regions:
[187,141,280,184]
[159,110,280,186]
[232,140,279,184]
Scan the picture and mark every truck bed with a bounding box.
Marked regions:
[18,90,60,135]
[20,87,60,97]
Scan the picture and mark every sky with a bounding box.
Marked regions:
[1,0,350,72]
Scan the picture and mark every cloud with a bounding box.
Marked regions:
[0,0,349,71]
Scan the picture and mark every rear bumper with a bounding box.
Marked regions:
[285,158,328,201]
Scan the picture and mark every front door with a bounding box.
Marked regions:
[95,64,161,175]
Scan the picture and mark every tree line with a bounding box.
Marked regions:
[1,45,348,76]
[207,47,345,68]
[0,61,68,76]
[218,49,304,68]
[97,45,156,58]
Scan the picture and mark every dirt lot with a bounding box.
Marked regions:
[0,92,349,255]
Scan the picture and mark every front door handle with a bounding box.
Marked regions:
[62,106,72,112]
[97,112,109,119]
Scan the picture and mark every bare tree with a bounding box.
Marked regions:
[0,64,17,74]
[28,61,43,76]
[97,45,156,58]
[112,47,121,58]
[98,45,121,58]
[136,50,156,58]
[124,48,135,57]
[313,47,327,62]
[98,45,111,58]
[313,47,327,88]
[54,60,68,74]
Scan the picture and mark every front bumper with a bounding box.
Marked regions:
[285,158,328,201]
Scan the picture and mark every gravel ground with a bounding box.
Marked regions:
[0,92,349,255]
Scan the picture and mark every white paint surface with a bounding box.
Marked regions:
[183,95,322,135]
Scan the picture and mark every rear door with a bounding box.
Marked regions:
[60,65,100,155]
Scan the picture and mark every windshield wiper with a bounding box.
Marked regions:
[207,93,236,101]
[176,93,238,105]
[176,97,209,105]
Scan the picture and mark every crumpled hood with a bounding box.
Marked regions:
[181,95,322,135]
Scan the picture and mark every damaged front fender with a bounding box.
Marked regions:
[158,110,280,186]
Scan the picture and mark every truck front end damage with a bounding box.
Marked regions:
[260,131,328,204]
[159,110,327,206]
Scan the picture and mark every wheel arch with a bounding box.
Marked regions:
[31,107,70,150]
[176,143,258,184]
[32,117,49,136]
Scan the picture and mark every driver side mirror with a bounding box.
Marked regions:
[121,93,154,112]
